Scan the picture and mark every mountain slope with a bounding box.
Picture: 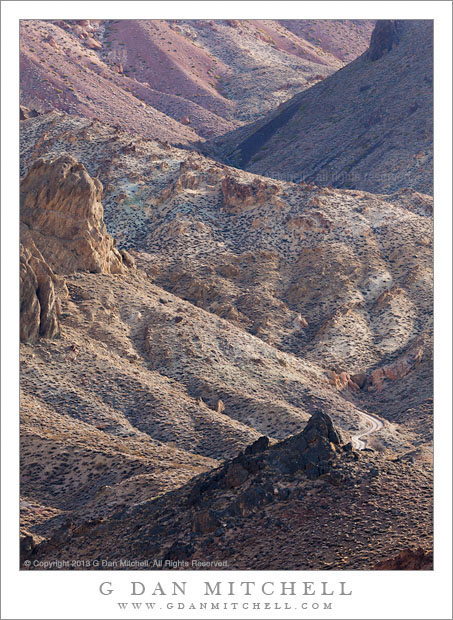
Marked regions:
[216,20,433,195]
[21,113,433,397]
[20,114,433,462]
[19,18,433,568]
[19,19,373,142]
[22,412,433,570]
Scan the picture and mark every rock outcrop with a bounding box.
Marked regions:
[367,344,424,392]
[367,20,401,61]
[20,155,128,275]
[20,228,66,342]
[221,175,284,214]
[20,154,134,342]
[188,410,344,511]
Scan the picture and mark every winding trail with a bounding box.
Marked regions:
[352,410,384,450]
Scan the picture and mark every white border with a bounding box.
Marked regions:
[2,2,452,619]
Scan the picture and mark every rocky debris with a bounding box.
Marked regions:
[20,155,128,275]
[368,20,401,61]
[373,547,432,570]
[20,228,66,342]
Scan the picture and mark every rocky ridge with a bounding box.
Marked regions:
[22,412,432,570]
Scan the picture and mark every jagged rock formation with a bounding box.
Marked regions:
[20,153,134,342]
[216,20,432,195]
[20,229,64,342]
[20,154,128,275]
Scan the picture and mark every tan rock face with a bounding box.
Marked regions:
[367,344,423,392]
[85,37,102,50]
[20,229,65,342]
[221,176,283,214]
[328,370,351,390]
[20,155,127,275]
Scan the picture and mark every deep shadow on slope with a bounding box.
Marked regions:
[214,20,433,195]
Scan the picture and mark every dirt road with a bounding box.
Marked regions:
[352,410,384,450]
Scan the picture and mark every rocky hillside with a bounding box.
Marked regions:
[22,411,432,570]
[19,20,432,571]
[19,114,432,567]
[215,20,433,195]
[19,19,373,142]
[21,113,433,399]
